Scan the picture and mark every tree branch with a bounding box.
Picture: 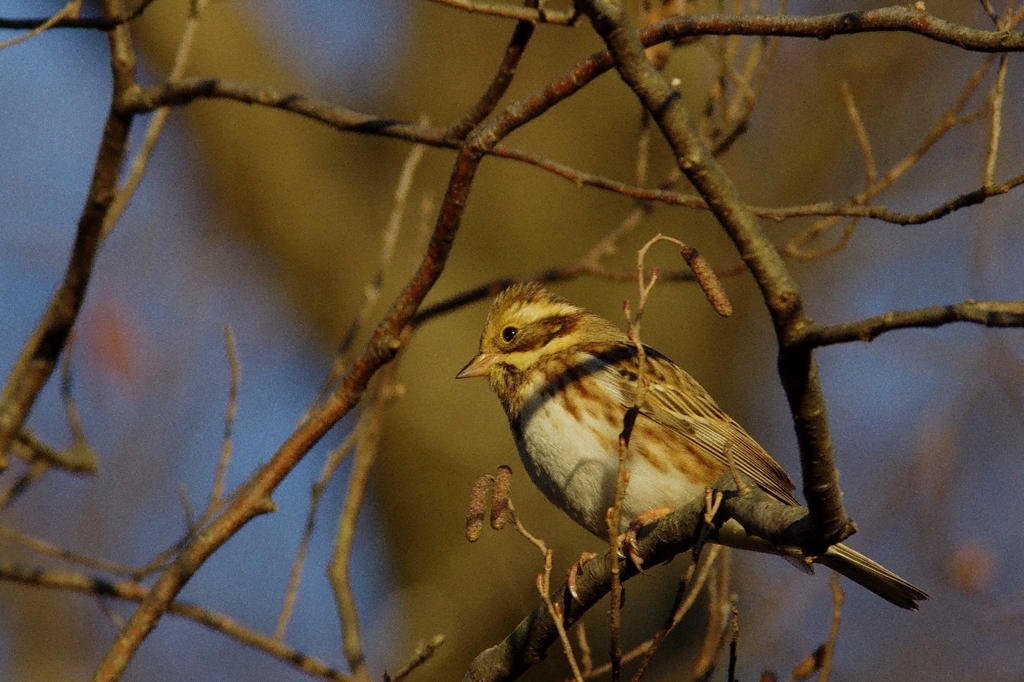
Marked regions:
[6,6,1024,53]
[576,0,852,547]
[91,12,556,675]
[462,475,811,682]
[803,300,1024,347]
[0,2,138,470]
[0,563,353,681]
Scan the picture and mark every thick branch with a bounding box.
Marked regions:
[576,0,851,546]
[462,475,809,682]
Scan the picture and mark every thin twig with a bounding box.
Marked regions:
[274,429,360,640]
[0,0,80,51]
[576,621,594,678]
[0,562,354,681]
[818,573,845,682]
[100,0,209,241]
[209,326,239,510]
[630,545,722,681]
[802,299,1024,348]
[984,53,1008,189]
[311,134,427,409]
[785,55,996,258]
[448,2,540,139]
[692,550,732,680]
[538,550,585,682]
[328,363,404,682]
[424,0,578,24]
[840,81,875,186]
[0,527,138,575]
[389,635,446,682]
[0,0,139,472]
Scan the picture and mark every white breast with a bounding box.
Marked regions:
[514,369,705,537]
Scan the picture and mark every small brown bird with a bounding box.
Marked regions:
[458,282,927,609]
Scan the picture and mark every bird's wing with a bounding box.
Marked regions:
[602,346,800,506]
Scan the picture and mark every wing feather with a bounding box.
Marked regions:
[592,345,799,506]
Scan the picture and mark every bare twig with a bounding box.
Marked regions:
[274,429,360,640]
[841,81,876,187]
[802,299,1024,348]
[538,550,585,682]
[984,54,1008,189]
[785,55,995,258]
[0,5,137,470]
[0,527,137,575]
[118,60,1022,232]
[606,444,629,682]
[818,573,844,682]
[389,635,446,682]
[692,549,733,680]
[630,545,722,681]
[576,621,594,678]
[727,606,739,682]
[448,2,540,139]
[209,326,239,510]
[312,135,428,407]
[424,0,578,25]
[8,427,98,473]
[101,0,209,243]
[0,562,354,681]
[0,460,49,511]
[9,4,1024,51]
[0,0,80,51]
[328,364,404,682]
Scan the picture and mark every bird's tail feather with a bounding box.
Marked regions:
[816,543,928,610]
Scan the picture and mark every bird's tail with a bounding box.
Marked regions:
[815,542,928,610]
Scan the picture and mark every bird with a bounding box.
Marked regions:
[456,282,928,610]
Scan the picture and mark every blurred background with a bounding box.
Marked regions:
[1,0,1023,680]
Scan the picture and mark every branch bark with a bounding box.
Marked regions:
[6,6,1024,53]
[0,2,138,470]
[576,0,852,547]
[462,474,811,682]
[803,300,1024,347]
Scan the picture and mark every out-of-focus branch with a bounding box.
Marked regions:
[576,0,851,547]
[0,2,138,471]
[8,428,98,474]
[0,0,160,31]
[462,474,813,682]
[118,58,1024,239]
[93,6,567,673]
[6,5,1024,52]
[329,365,403,682]
[425,0,578,25]
[803,300,1024,348]
[447,2,539,139]
[0,0,80,51]
[100,0,209,241]
[0,563,353,682]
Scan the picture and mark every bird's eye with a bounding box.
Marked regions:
[501,326,518,343]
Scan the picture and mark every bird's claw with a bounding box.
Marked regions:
[567,551,598,602]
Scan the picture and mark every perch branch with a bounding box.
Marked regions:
[577,0,851,547]
[462,474,822,682]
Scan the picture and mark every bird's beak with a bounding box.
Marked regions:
[456,352,495,379]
